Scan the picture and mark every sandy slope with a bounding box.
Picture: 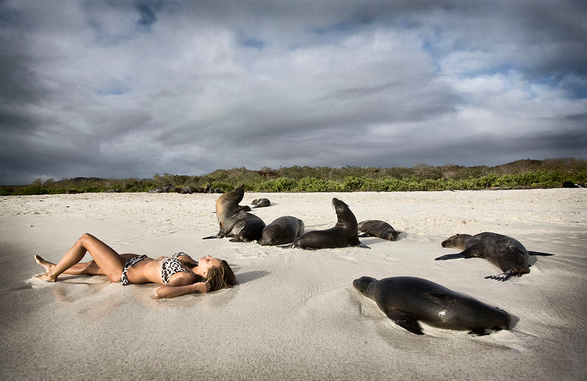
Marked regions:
[0,189,585,380]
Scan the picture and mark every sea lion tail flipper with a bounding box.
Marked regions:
[484,269,514,282]
[528,251,554,256]
[381,307,423,335]
[357,243,371,249]
[202,235,219,240]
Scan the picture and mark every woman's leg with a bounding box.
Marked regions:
[35,254,139,276]
[35,233,126,282]
[35,255,105,276]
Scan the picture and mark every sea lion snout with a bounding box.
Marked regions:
[353,276,376,294]
[332,198,348,212]
[441,239,453,248]
[441,234,466,248]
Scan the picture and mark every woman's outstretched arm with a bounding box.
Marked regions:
[153,271,210,299]
[153,282,210,299]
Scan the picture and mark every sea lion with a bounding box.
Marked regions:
[251,198,271,208]
[148,184,179,193]
[259,216,305,246]
[203,184,266,242]
[180,186,196,194]
[353,276,511,335]
[289,198,368,249]
[562,181,584,188]
[358,220,399,241]
[436,232,552,281]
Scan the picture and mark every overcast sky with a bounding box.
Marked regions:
[1,0,586,184]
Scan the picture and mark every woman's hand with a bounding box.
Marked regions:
[194,281,211,293]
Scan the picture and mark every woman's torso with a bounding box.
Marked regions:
[123,255,195,285]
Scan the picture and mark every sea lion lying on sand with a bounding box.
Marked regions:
[358,220,399,241]
[353,276,511,335]
[251,198,271,208]
[259,216,305,246]
[436,232,553,281]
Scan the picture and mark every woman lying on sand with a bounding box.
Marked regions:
[34,233,237,298]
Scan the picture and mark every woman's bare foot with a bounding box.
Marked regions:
[34,255,58,281]
[35,255,56,272]
[33,272,58,282]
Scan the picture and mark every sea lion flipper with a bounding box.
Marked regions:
[394,315,424,335]
[484,269,514,282]
[202,230,226,240]
[358,233,369,237]
[380,306,423,335]
[528,251,554,256]
[435,253,468,261]
[468,329,490,336]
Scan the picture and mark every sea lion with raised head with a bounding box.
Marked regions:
[203,184,266,242]
[353,276,511,335]
[436,232,552,281]
[358,220,399,241]
[289,198,368,249]
[259,216,305,246]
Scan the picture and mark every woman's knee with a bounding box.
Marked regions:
[78,233,97,245]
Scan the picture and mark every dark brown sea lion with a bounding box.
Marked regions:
[358,220,399,241]
[203,184,265,242]
[353,276,511,335]
[180,187,196,194]
[259,216,305,246]
[436,232,553,281]
[289,198,368,249]
[251,198,271,208]
[148,184,179,193]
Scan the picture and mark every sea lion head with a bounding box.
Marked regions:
[353,276,377,296]
[385,229,399,241]
[441,233,471,248]
[217,183,245,207]
[332,198,357,228]
[332,198,348,213]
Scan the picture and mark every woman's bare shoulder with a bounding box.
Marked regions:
[166,271,198,286]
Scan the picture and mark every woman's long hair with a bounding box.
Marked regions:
[206,260,237,291]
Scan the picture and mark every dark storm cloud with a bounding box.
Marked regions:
[0,0,585,184]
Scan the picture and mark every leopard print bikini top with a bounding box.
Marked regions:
[160,252,196,284]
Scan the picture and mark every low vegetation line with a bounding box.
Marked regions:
[1,158,585,196]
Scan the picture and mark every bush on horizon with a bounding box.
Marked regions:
[1,158,585,195]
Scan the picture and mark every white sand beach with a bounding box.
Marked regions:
[1,189,586,380]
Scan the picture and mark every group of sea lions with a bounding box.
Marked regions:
[204,184,553,336]
[149,182,224,194]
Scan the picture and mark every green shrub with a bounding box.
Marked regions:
[3,158,586,195]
